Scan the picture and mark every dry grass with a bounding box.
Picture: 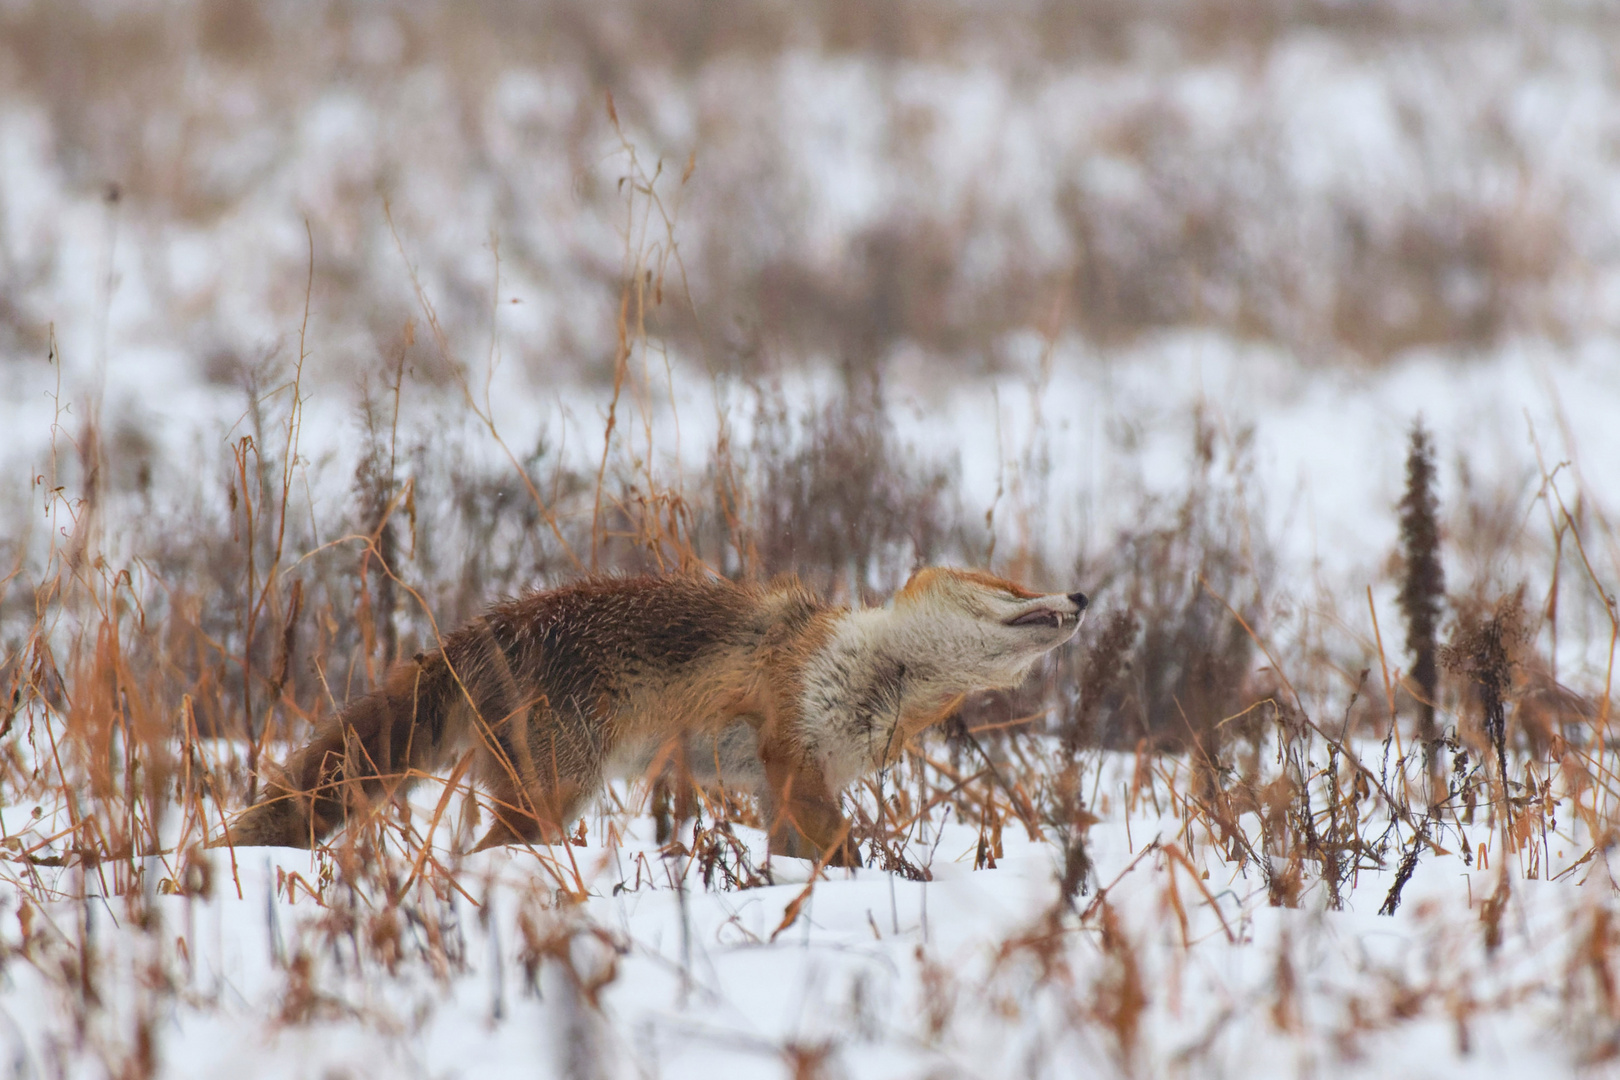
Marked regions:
[3,3,1620,1073]
[4,202,1620,1070]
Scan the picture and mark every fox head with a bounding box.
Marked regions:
[801,566,1089,787]
[886,566,1087,693]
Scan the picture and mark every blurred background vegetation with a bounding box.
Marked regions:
[1,0,1613,386]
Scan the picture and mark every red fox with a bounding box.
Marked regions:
[219,567,1087,864]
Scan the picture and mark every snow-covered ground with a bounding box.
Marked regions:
[5,4,1620,1077]
[4,747,1615,1079]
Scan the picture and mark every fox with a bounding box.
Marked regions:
[218,567,1087,864]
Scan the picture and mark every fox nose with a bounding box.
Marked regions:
[1068,592,1089,611]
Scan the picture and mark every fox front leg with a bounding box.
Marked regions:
[760,742,860,867]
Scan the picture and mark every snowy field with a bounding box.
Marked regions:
[7,743,1620,1079]
[5,3,1620,1078]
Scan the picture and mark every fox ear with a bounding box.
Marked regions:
[895,566,936,604]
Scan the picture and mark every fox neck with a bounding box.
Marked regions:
[796,603,1013,789]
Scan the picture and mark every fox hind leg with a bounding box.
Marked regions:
[470,697,602,852]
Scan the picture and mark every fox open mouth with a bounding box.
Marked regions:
[1005,607,1080,629]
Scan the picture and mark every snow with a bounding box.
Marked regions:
[5,4,1620,1076]
[4,749,1615,1078]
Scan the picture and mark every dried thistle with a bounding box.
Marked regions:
[1068,607,1139,755]
[1442,590,1530,791]
[1397,420,1445,795]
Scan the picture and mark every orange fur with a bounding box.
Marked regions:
[218,568,1084,865]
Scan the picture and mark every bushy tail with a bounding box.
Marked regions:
[217,652,462,848]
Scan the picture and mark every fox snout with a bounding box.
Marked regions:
[1004,590,1089,629]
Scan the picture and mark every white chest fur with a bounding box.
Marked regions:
[795,603,1040,790]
